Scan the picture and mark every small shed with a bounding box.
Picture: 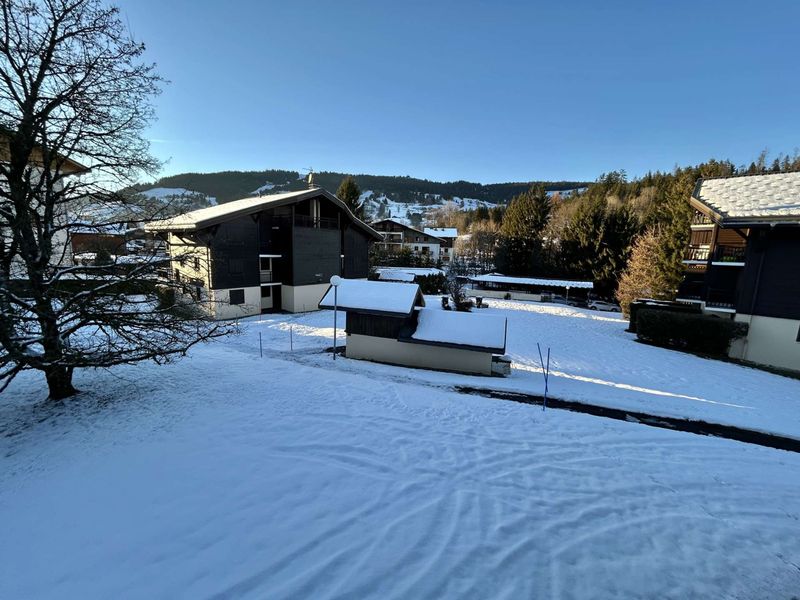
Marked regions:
[319,279,508,376]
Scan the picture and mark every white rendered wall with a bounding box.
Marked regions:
[282,283,330,313]
[209,286,261,320]
[729,314,800,372]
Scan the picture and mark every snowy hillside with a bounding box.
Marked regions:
[360,191,496,225]
[134,187,217,214]
[4,300,800,598]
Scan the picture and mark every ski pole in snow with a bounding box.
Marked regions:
[259,332,263,358]
[290,325,293,352]
[537,343,551,411]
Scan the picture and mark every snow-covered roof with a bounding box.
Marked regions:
[407,308,507,353]
[470,273,593,289]
[318,279,424,316]
[424,227,458,238]
[375,267,445,277]
[145,188,381,239]
[371,219,445,241]
[378,270,415,282]
[693,172,800,224]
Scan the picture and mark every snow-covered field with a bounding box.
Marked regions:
[3,301,800,598]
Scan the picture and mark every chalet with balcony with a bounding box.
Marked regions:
[371,219,444,261]
[424,227,458,262]
[146,188,381,319]
[677,171,800,372]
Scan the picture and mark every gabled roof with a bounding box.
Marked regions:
[145,188,381,239]
[318,279,425,316]
[424,227,458,239]
[400,308,507,354]
[371,219,445,242]
[692,171,800,226]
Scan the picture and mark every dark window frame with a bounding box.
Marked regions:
[229,289,245,305]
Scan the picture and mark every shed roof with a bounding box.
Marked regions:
[470,273,593,289]
[318,279,425,316]
[403,308,507,353]
[145,188,381,239]
[692,171,800,225]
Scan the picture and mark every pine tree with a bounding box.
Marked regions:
[336,176,364,219]
[495,185,551,275]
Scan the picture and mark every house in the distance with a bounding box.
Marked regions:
[319,279,509,376]
[424,227,458,262]
[147,188,381,319]
[371,219,444,261]
[677,171,800,372]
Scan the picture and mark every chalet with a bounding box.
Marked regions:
[424,227,458,262]
[1,129,89,277]
[319,279,509,375]
[371,219,444,260]
[677,171,800,372]
[146,188,381,319]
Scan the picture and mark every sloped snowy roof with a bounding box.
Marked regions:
[146,188,381,239]
[424,227,458,238]
[319,279,424,316]
[693,172,800,224]
[406,308,507,353]
[470,274,593,289]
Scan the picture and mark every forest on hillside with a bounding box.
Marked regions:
[429,150,800,302]
[131,169,588,205]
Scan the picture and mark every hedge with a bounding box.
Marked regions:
[636,309,748,356]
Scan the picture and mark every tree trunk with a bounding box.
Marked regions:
[45,366,76,400]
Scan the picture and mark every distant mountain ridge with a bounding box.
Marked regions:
[130,169,589,207]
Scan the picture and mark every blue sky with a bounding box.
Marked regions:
[123,0,800,184]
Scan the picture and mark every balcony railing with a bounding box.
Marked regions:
[712,245,746,263]
[260,270,273,283]
[691,212,713,225]
[684,246,710,261]
[705,287,738,309]
[294,215,338,230]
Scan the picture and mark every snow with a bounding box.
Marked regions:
[378,270,415,282]
[251,181,275,193]
[375,266,444,277]
[410,307,506,351]
[319,279,422,314]
[471,273,594,289]
[2,305,800,598]
[696,172,800,220]
[137,187,218,206]
[424,227,458,238]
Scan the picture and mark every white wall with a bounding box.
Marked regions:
[209,286,261,320]
[346,333,493,375]
[729,313,800,372]
[282,283,330,313]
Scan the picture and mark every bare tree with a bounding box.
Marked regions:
[0,0,231,399]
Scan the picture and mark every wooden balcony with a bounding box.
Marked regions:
[691,212,714,226]
[683,245,710,262]
[712,245,746,264]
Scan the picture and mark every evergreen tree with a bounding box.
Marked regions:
[616,228,675,315]
[495,185,551,274]
[336,176,364,219]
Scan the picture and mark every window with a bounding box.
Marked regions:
[229,289,245,305]
[193,256,200,270]
[260,286,271,298]
[174,269,181,282]
[414,246,419,251]
[260,257,271,271]
[229,258,243,274]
